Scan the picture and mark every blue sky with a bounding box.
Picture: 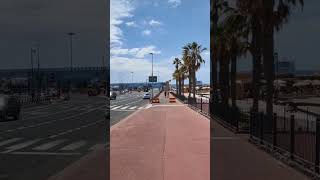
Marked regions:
[110,0,210,84]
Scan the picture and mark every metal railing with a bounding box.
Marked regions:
[249,110,320,174]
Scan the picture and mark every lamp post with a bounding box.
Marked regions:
[67,32,76,96]
[149,53,154,100]
[67,32,76,72]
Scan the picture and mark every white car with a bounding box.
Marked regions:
[143,92,151,99]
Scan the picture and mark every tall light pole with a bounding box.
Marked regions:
[131,71,134,87]
[149,53,154,100]
[67,32,76,95]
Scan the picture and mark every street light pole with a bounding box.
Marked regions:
[67,32,76,96]
[149,53,154,100]
[68,32,75,72]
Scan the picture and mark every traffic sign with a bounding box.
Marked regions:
[149,76,157,82]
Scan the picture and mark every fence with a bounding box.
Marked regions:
[250,110,320,174]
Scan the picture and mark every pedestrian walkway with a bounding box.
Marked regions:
[111,92,209,180]
[211,120,309,180]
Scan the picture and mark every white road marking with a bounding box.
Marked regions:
[129,106,137,110]
[111,106,122,110]
[11,152,81,156]
[60,141,87,151]
[0,138,22,147]
[32,139,66,151]
[120,106,130,110]
[2,139,42,153]
[89,144,104,151]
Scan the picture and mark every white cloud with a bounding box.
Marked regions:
[149,19,162,26]
[168,0,181,8]
[110,0,134,47]
[110,55,175,83]
[125,21,137,27]
[142,29,151,36]
[111,45,161,58]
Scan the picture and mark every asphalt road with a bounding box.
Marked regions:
[0,93,107,180]
[110,91,150,126]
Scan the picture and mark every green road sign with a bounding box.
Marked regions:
[149,76,157,82]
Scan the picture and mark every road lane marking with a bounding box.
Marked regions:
[129,106,137,110]
[32,139,66,151]
[111,106,122,110]
[60,141,87,151]
[0,138,22,147]
[120,106,130,110]
[5,106,106,133]
[2,139,42,153]
[11,152,81,156]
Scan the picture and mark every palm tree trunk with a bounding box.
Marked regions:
[188,67,192,98]
[210,0,219,112]
[178,75,181,96]
[251,17,262,114]
[193,70,196,99]
[263,0,275,122]
[230,55,237,109]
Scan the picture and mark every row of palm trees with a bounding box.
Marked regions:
[210,0,304,120]
[172,42,207,100]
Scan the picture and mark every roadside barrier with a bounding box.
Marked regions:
[169,96,176,103]
[152,97,160,103]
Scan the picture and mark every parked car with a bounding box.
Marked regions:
[0,95,21,121]
[110,91,117,100]
[143,92,151,99]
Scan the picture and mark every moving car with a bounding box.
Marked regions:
[143,92,151,99]
[0,95,21,121]
[110,91,117,100]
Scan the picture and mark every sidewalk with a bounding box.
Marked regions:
[111,92,209,180]
[212,119,309,180]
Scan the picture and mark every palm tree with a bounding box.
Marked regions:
[182,46,192,98]
[173,58,181,95]
[227,0,264,114]
[262,0,304,121]
[184,42,207,99]
[222,16,249,109]
[179,63,188,96]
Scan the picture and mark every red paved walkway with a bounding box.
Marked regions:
[111,93,210,180]
[212,120,309,180]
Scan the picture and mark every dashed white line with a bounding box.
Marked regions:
[0,138,22,147]
[32,139,66,151]
[60,141,87,151]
